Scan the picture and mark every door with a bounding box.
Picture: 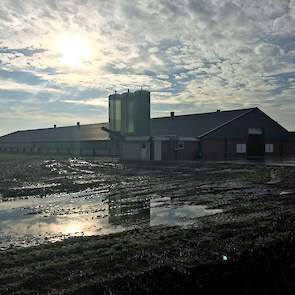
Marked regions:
[153,141,162,161]
[247,128,265,158]
[140,142,147,160]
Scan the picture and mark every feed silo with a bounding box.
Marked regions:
[108,92,122,133]
[108,90,150,136]
[133,90,150,136]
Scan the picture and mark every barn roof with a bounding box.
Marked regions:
[151,107,256,138]
[0,107,287,143]
[0,123,109,143]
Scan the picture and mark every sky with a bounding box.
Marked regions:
[0,0,294,136]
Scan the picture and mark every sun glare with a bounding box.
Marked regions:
[58,34,92,68]
[63,222,84,235]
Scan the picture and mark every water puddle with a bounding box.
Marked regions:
[0,189,222,250]
[10,183,61,191]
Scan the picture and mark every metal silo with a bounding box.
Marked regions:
[108,89,150,136]
[133,90,150,136]
[109,93,121,132]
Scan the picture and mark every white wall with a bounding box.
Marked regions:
[121,141,151,160]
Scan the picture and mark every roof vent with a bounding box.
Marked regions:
[77,122,80,127]
[171,111,175,118]
[217,109,221,112]
[54,124,57,128]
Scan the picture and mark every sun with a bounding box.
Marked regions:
[58,34,93,68]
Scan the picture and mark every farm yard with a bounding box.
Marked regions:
[1,156,295,294]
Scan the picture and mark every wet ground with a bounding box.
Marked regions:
[0,158,224,249]
[1,156,295,294]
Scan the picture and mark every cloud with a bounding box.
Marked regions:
[0,0,294,135]
[62,98,108,107]
[0,78,62,94]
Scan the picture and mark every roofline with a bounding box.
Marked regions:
[0,122,108,137]
[199,107,290,139]
[151,107,257,120]
[1,107,289,141]
[0,139,110,144]
[255,108,290,133]
[198,108,257,138]
[0,107,259,137]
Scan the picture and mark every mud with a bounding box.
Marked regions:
[1,156,295,294]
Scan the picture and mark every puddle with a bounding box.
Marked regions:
[10,183,61,191]
[0,190,222,250]
[267,169,282,184]
[279,191,294,196]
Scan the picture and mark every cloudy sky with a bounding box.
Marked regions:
[0,0,294,135]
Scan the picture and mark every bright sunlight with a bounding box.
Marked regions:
[58,34,93,68]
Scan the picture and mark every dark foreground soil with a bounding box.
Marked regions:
[1,156,295,294]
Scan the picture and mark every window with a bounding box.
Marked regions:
[265,144,274,153]
[236,143,246,153]
[248,128,263,135]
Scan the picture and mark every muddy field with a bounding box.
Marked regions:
[1,156,295,294]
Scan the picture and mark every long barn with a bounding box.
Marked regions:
[149,107,294,160]
[0,123,114,157]
[0,107,294,160]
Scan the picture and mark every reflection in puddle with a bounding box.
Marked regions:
[0,191,222,250]
[109,196,151,227]
[151,205,221,226]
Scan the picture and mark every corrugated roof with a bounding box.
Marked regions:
[151,108,256,138]
[0,123,109,143]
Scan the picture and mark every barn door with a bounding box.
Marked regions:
[247,128,265,158]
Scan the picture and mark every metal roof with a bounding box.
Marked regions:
[0,107,287,143]
[0,123,109,143]
[151,108,256,138]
